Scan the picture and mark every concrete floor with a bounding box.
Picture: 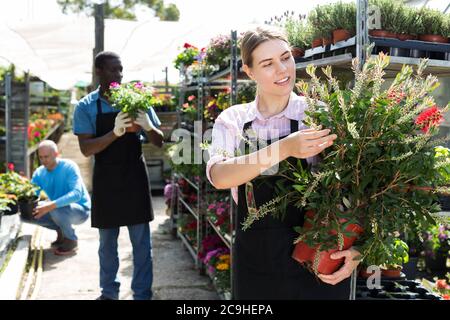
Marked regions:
[34,133,218,300]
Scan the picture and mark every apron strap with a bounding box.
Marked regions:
[243,121,252,132]
[242,119,299,138]
[290,119,299,133]
[96,98,103,115]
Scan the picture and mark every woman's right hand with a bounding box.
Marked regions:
[282,128,337,159]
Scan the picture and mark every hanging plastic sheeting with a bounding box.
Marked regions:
[0,17,259,90]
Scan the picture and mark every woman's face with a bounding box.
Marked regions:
[244,39,296,97]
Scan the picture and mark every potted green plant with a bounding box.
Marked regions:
[328,1,356,44]
[107,81,156,132]
[243,51,449,276]
[284,18,311,57]
[307,4,334,47]
[368,0,403,39]
[393,4,419,40]
[382,238,409,278]
[359,238,409,278]
[415,8,449,44]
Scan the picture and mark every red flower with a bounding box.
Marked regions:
[183,43,197,50]
[443,294,450,300]
[415,105,444,133]
[436,279,448,290]
[7,163,14,171]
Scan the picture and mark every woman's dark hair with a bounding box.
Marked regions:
[241,26,289,68]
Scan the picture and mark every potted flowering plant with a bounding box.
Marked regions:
[207,197,231,236]
[107,81,155,132]
[244,50,449,276]
[203,247,231,294]
[205,34,235,71]
[434,277,450,300]
[174,43,200,71]
[181,95,198,123]
[0,168,40,220]
[198,234,224,261]
[177,213,197,246]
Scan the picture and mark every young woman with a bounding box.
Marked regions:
[206,27,361,300]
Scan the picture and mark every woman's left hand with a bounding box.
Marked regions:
[317,247,361,285]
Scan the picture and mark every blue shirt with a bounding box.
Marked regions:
[73,88,161,135]
[32,159,91,210]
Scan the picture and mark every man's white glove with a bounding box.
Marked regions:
[134,110,156,132]
[113,111,132,137]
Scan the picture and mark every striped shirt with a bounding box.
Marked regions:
[206,92,318,203]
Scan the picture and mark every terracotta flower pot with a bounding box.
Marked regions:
[369,29,397,39]
[292,240,317,264]
[322,37,332,46]
[312,38,322,48]
[332,29,352,44]
[418,34,449,44]
[127,122,142,133]
[381,267,402,278]
[359,267,377,279]
[291,47,305,58]
[291,211,364,275]
[397,34,417,41]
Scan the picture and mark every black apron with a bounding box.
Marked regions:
[91,98,153,229]
[233,119,351,300]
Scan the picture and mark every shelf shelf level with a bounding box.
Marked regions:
[206,217,231,249]
[177,230,198,265]
[296,53,450,78]
[179,197,199,220]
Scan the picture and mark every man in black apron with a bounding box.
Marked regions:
[73,51,164,300]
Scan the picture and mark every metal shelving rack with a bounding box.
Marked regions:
[296,1,450,79]
[171,30,251,299]
[294,0,450,300]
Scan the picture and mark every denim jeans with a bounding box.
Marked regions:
[98,223,153,300]
[24,202,90,241]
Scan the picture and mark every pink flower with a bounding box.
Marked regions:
[109,82,120,89]
[34,131,41,137]
[134,82,143,89]
[7,163,14,171]
[208,204,216,210]
[216,207,225,215]
[188,95,196,102]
